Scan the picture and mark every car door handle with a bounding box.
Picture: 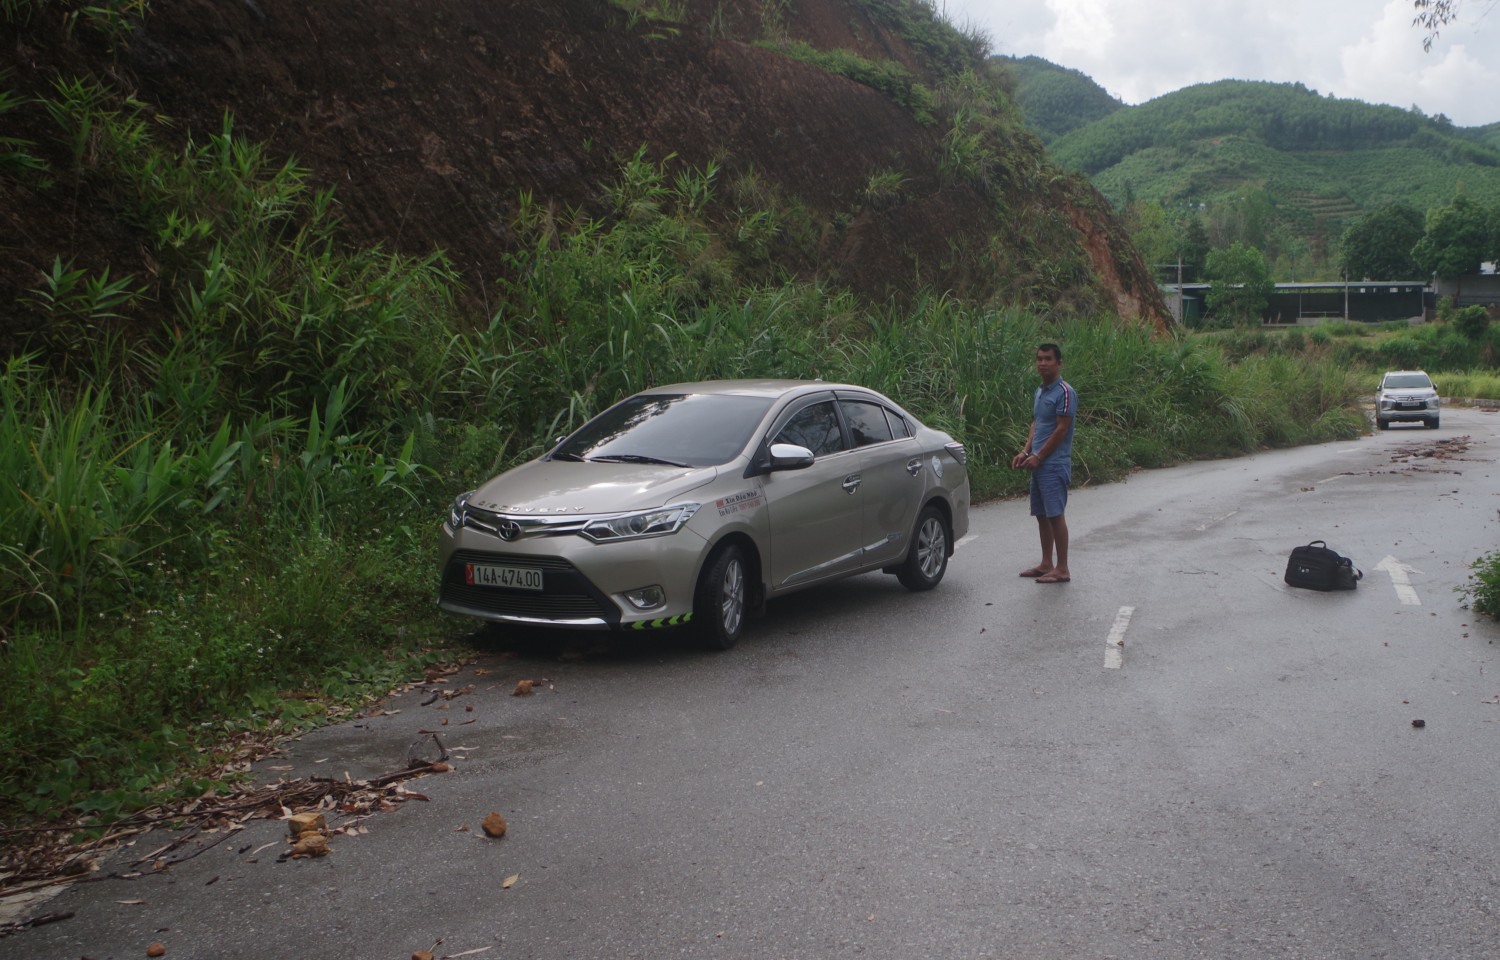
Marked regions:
[842,474,862,494]
[906,457,923,477]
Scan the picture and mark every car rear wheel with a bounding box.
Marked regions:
[896,505,949,591]
[694,542,746,651]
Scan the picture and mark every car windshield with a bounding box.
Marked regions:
[551,393,776,467]
[1384,374,1432,389]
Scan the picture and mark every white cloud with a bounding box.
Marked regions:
[937,0,1499,126]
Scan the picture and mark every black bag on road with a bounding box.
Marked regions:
[1284,540,1362,591]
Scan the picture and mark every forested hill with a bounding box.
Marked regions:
[1009,75,1500,273]
[1457,122,1500,152]
[1049,80,1500,178]
[998,54,1122,144]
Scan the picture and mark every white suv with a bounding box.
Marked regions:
[1376,370,1440,430]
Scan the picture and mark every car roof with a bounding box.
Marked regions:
[1383,370,1429,377]
[644,379,874,399]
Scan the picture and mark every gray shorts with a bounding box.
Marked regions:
[1029,463,1070,518]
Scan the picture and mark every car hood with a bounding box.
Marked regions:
[1381,388,1437,398]
[467,460,724,516]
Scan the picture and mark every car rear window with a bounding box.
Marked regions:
[552,393,775,466]
[840,399,897,447]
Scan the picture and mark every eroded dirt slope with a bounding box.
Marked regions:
[2,0,1168,328]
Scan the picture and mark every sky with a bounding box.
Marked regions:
[936,0,1500,127]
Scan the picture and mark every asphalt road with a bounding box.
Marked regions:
[13,407,1500,960]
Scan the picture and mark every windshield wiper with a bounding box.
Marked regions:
[549,451,585,462]
[588,454,692,468]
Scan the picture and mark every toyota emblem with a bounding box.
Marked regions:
[497,520,523,541]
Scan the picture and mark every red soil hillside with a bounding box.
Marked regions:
[1,0,1168,331]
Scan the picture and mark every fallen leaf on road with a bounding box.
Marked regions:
[502,874,519,889]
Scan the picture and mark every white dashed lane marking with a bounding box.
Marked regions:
[1104,605,1134,670]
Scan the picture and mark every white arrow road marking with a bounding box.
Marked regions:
[1104,605,1134,670]
[1376,555,1422,606]
[1194,510,1238,532]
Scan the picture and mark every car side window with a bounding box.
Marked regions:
[839,399,896,447]
[886,408,912,439]
[776,401,847,457]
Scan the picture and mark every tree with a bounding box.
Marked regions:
[1180,217,1211,282]
[1414,1,1500,51]
[1203,242,1274,326]
[1205,188,1275,253]
[1339,202,1425,279]
[1412,194,1492,282]
[1453,304,1490,340]
[1124,200,1180,277]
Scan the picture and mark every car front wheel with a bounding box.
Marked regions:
[1426,417,1440,429]
[694,542,747,651]
[896,505,949,591]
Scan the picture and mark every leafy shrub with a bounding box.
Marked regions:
[1461,550,1500,618]
[1376,335,1424,369]
[1453,305,1490,340]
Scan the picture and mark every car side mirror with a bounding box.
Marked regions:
[767,442,815,472]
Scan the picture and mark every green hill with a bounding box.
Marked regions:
[1456,121,1500,151]
[999,55,1123,143]
[1033,77,1500,273]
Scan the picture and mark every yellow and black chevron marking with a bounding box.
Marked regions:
[629,613,693,631]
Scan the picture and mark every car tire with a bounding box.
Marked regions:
[1426,417,1440,429]
[1376,418,1389,430]
[694,542,747,651]
[896,505,949,591]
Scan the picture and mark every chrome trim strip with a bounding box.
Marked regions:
[781,553,858,587]
[461,509,590,540]
[438,599,611,629]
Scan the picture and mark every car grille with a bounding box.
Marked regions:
[441,550,616,622]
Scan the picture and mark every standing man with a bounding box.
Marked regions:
[1011,342,1075,583]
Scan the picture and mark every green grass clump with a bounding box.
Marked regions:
[1434,371,1500,400]
[765,39,939,123]
[1461,551,1500,618]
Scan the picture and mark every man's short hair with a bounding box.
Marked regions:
[1038,342,1062,362]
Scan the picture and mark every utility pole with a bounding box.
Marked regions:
[1155,260,1187,325]
[1177,258,1185,323]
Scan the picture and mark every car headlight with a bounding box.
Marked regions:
[449,492,472,529]
[581,503,700,543]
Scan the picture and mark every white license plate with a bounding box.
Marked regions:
[466,563,544,590]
